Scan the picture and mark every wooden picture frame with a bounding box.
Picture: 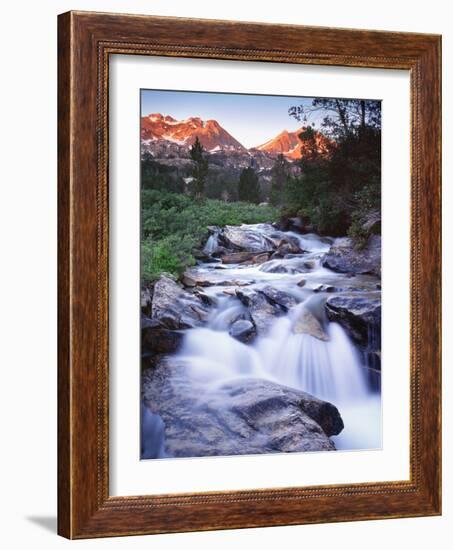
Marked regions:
[58,10,441,539]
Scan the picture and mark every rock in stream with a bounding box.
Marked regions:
[141,275,213,357]
[142,357,343,457]
[322,235,381,276]
[325,295,381,348]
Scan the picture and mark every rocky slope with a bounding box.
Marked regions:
[140,114,333,173]
[141,113,245,151]
[141,114,336,193]
[256,126,332,159]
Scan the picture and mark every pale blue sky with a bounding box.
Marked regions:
[140,89,325,149]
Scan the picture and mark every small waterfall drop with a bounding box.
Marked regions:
[286,231,332,253]
[203,232,219,255]
[175,298,380,451]
[257,309,368,404]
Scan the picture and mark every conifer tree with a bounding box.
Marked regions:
[189,137,209,199]
[270,154,290,205]
[238,167,261,204]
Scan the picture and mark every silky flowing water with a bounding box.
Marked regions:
[143,224,381,456]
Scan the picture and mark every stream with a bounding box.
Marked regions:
[142,223,382,458]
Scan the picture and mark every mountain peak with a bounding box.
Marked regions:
[141,113,245,151]
[256,126,331,159]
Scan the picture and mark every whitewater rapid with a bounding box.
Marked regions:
[145,224,382,455]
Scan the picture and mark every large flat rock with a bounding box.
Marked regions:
[219,224,278,253]
[142,358,343,458]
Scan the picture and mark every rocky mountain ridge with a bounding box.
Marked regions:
[141,112,332,162]
[141,113,246,152]
[256,127,332,159]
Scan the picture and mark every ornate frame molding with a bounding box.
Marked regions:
[58,11,441,538]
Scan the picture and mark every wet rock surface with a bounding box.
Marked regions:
[325,295,381,352]
[292,306,329,341]
[322,235,381,276]
[182,268,255,287]
[141,276,214,359]
[259,285,299,310]
[259,257,316,274]
[182,270,255,288]
[271,236,305,258]
[142,358,343,457]
[151,275,211,329]
[141,315,184,355]
[235,288,283,335]
[229,319,256,343]
[219,224,278,253]
[220,251,270,265]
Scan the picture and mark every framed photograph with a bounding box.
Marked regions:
[58,11,441,539]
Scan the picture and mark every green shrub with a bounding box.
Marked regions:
[141,235,197,281]
[141,190,278,281]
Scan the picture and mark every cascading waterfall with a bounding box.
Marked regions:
[285,231,332,253]
[177,298,381,451]
[144,224,381,455]
[257,307,368,403]
[202,232,220,255]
